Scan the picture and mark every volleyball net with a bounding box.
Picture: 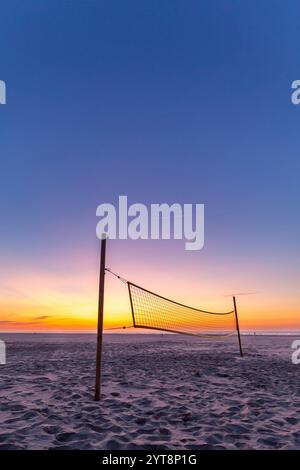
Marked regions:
[106,268,238,339]
[94,239,243,401]
[128,282,235,338]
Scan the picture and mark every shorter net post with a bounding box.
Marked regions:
[94,236,107,401]
[233,296,243,357]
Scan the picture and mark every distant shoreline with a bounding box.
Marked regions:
[1,332,300,336]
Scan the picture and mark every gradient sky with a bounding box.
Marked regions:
[0,1,299,332]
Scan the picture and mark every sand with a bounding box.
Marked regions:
[0,333,299,450]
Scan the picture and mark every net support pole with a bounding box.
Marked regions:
[94,235,107,401]
[233,296,243,357]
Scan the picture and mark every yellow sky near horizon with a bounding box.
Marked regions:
[0,264,299,333]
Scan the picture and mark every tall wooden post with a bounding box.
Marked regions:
[94,236,107,401]
[233,296,243,357]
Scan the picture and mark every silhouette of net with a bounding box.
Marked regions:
[128,282,236,337]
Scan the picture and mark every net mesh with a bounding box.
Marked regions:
[128,282,236,338]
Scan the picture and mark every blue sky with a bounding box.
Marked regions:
[0,1,299,330]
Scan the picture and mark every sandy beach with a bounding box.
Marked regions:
[0,334,299,450]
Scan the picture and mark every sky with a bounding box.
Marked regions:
[0,1,299,332]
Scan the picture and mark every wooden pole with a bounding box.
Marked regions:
[233,295,243,357]
[94,236,107,401]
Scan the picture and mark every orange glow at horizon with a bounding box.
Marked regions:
[0,289,300,332]
[0,266,299,333]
